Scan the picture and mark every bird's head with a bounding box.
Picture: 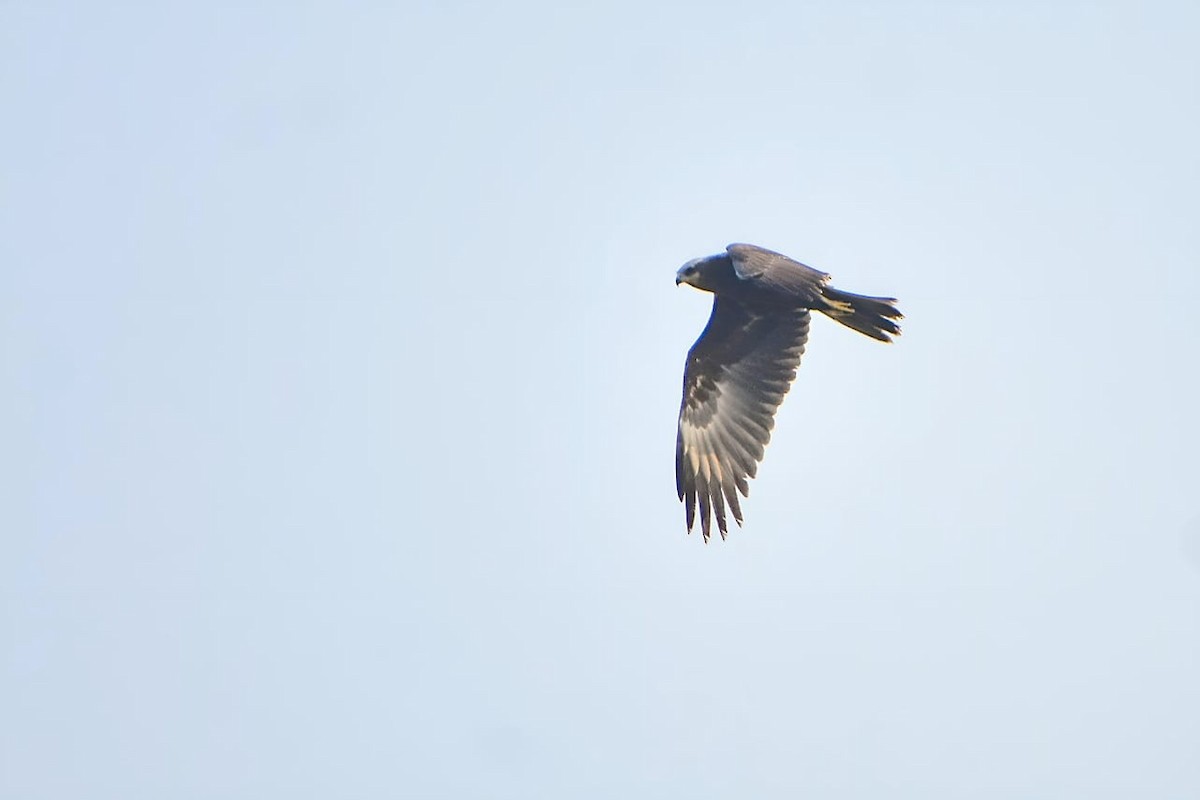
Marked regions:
[675,255,723,292]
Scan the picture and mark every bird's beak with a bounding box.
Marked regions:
[675,275,683,286]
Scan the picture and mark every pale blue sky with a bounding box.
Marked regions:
[4,2,1200,797]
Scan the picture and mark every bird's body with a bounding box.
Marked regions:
[676,244,902,541]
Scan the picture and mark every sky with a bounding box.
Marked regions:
[4,1,1200,797]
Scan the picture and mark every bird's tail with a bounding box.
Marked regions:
[817,286,903,343]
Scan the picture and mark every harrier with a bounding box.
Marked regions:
[676,243,902,541]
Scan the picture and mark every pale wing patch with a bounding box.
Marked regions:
[677,306,811,540]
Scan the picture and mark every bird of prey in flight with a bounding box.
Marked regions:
[675,243,902,541]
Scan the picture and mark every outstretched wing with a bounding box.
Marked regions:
[677,296,811,541]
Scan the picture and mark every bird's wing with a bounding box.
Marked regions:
[727,243,830,297]
[677,296,811,541]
